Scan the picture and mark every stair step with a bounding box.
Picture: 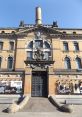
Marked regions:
[21,97,56,112]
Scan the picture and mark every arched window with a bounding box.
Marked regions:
[65,57,71,69]
[35,40,43,48]
[27,40,51,60]
[44,51,51,60]
[63,42,69,51]
[74,41,79,51]
[28,41,33,49]
[7,57,13,70]
[27,51,33,60]
[63,31,66,34]
[76,57,82,69]
[0,42,3,50]
[73,32,76,34]
[0,57,2,69]
[10,41,14,50]
[44,41,50,49]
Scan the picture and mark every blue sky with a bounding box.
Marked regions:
[0,0,82,28]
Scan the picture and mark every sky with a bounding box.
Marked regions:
[0,0,82,28]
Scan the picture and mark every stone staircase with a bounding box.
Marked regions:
[21,97,56,112]
[0,95,21,113]
[0,95,20,104]
[54,95,82,103]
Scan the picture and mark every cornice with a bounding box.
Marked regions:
[0,26,82,39]
[0,33,17,39]
[61,34,82,39]
[57,28,82,30]
[50,34,82,39]
[54,69,82,75]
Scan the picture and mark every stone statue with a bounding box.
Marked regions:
[35,32,41,39]
[34,48,44,60]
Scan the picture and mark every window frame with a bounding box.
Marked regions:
[63,41,69,52]
[64,57,71,69]
[27,39,51,60]
[9,41,14,51]
[7,57,13,70]
[0,41,3,50]
[0,57,2,69]
[74,41,79,52]
[76,57,82,69]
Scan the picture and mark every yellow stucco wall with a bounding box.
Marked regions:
[0,28,82,95]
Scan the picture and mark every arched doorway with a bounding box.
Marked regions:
[31,70,48,97]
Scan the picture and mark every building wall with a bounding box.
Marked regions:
[0,30,82,70]
[0,38,15,70]
[0,28,82,95]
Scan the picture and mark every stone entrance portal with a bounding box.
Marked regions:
[31,71,48,97]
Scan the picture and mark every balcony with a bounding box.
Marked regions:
[24,57,54,66]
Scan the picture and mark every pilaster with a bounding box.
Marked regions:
[23,65,32,96]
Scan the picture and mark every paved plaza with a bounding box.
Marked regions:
[0,107,82,117]
[0,96,82,117]
[0,103,82,117]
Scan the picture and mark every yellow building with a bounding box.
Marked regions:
[0,7,82,97]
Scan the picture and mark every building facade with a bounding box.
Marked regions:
[0,7,82,96]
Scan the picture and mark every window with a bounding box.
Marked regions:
[28,41,33,49]
[76,57,82,69]
[63,42,69,51]
[11,31,15,34]
[1,31,5,34]
[44,51,51,60]
[27,40,51,61]
[35,40,43,48]
[73,32,76,34]
[7,57,13,70]
[10,42,14,50]
[63,31,66,34]
[65,57,71,69]
[0,57,2,69]
[44,41,50,49]
[27,51,33,60]
[0,42,3,50]
[74,42,79,51]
